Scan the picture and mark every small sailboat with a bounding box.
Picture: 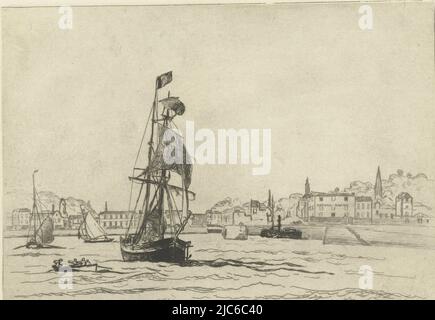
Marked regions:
[120,71,195,263]
[25,170,55,249]
[78,207,114,243]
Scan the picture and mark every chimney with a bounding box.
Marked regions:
[105,201,108,212]
[52,204,55,213]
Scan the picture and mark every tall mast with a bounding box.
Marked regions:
[157,92,172,239]
[32,170,38,239]
[134,80,159,243]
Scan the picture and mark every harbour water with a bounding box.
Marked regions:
[3,233,435,299]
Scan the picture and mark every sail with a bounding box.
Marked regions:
[78,221,87,239]
[142,125,193,188]
[84,212,106,239]
[37,216,54,244]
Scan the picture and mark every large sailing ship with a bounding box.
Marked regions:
[120,71,195,263]
[25,170,55,249]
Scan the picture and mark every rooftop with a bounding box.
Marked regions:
[303,191,355,198]
[356,196,373,202]
[99,210,134,215]
[396,192,412,200]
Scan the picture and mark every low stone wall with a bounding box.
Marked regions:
[307,217,348,224]
[303,216,431,226]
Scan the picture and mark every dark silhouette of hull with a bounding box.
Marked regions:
[26,241,45,249]
[207,224,223,233]
[260,227,302,239]
[120,236,192,263]
[83,237,114,243]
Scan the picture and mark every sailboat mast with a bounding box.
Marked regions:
[157,96,171,239]
[135,79,159,242]
[32,170,39,239]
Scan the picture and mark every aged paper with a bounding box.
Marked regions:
[1,1,435,300]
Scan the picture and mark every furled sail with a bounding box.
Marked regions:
[141,124,193,188]
[83,212,106,239]
[159,97,185,115]
[36,216,54,245]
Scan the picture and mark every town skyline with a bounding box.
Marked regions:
[5,165,434,218]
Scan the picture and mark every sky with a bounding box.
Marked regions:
[2,3,434,213]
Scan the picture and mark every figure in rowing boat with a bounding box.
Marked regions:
[52,257,98,272]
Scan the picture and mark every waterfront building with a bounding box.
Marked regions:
[11,208,31,230]
[190,213,207,226]
[68,214,83,229]
[206,210,219,225]
[395,192,413,217]
[98,211,138,229]
[97,202,138,229]
[355,196,373,219]
[52,210,69,229]
[298,178,356,221]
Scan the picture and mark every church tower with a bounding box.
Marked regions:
[374,166,383,201]
[305,177,310,195]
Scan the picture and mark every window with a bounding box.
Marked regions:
[344,196,348,201]
[362,203,365,209]
[331,213,336,217]
[357,203,360,209]
[319,197,323,201]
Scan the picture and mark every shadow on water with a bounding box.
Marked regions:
[180,258,334,275]
[10,252,63,258]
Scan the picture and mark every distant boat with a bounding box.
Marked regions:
[207,224,224,233]
[78,207,114,243]
[25,170,55,249]
[260,226,302,239]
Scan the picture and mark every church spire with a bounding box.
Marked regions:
[374,166,382,200]
[305,177,310,195]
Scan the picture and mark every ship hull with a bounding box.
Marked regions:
[260,228,302,239]
[82,236,114,243]
[25,241,53,249]
[120,236,191,263]
[207,224,223,233]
